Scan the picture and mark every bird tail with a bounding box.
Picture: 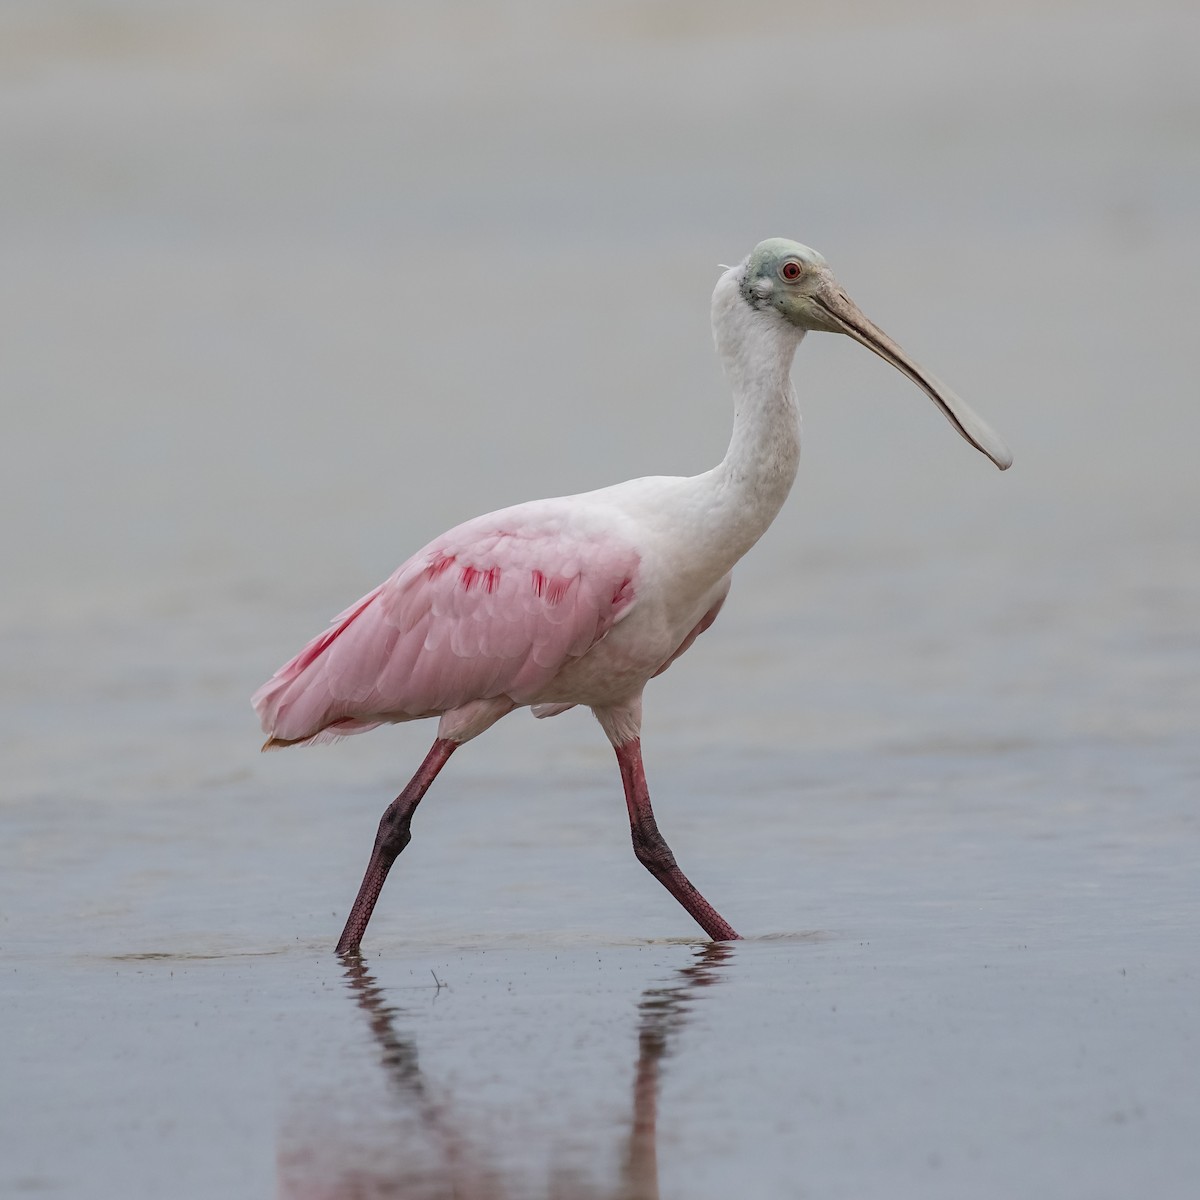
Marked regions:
[252,585,387,748]
[260,734,302,751]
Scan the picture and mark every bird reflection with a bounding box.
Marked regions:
[619,946,730,1198]
[279,944,732,1199]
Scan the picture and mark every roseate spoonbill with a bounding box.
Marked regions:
[253,238,1011,954]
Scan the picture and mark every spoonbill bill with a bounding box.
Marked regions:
[253,238,1011,953]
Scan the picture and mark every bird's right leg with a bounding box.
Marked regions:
[336,737,457,955]
[603,718,740,942]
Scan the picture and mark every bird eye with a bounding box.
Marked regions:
[779,260,803,282]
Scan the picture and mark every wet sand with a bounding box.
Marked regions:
[2,1,1198,1195]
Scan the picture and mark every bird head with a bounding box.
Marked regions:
[737,238,1012,471]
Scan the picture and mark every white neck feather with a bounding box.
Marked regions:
[701,267,805,571]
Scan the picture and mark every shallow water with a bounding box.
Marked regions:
[2,1,1199,1196]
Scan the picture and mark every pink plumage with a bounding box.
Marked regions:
[253,503,640,747]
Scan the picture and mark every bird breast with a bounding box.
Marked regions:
[530,523,735,709]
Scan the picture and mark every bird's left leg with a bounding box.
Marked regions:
[598,702,740,942]
[336,737,457,956]
[335,698,513,956]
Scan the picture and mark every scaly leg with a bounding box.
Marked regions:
[614,738,740,942]
[336,738,458,955]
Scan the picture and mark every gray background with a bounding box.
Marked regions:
[2,1,1197,1196]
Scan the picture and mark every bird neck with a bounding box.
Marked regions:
[704,276,804,569]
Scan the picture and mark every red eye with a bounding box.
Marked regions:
[780,260,803,282]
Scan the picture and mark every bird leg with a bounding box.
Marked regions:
[614,738,740,942]
[336,737,458,955]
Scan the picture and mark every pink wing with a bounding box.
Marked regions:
[253,507,640,746]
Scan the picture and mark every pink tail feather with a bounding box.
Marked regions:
[252,586,386,748]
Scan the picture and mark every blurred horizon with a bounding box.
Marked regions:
[4,0,1197,626]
